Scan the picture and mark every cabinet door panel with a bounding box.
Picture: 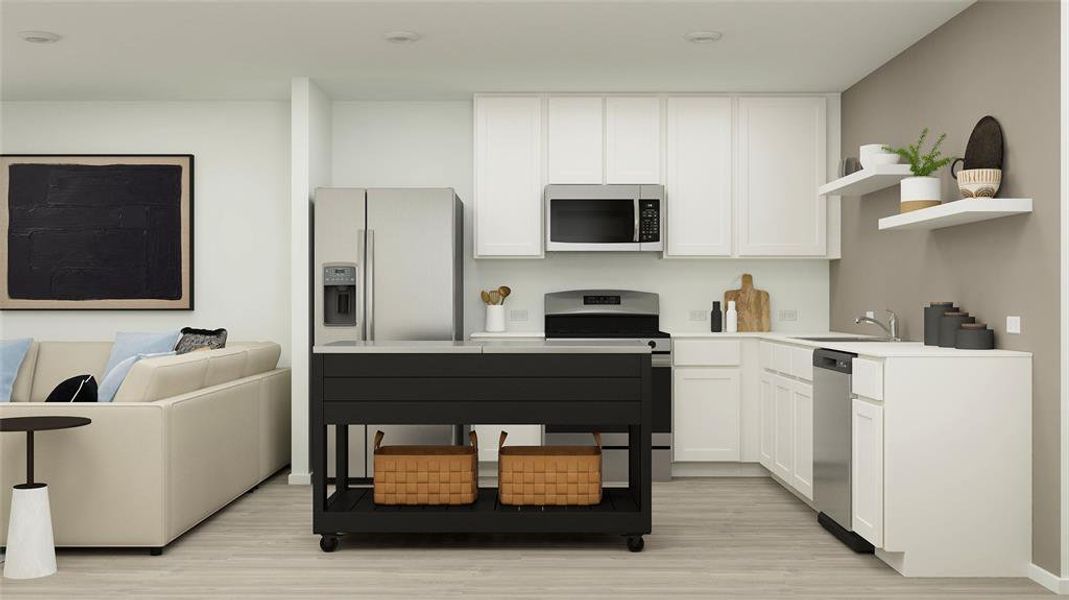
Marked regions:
[792,381,814,499]
[673,368,741,462]
[758,374,774,469]
[605,96,661,184]
[772,376,794,480]
[474,95,544,257]
[665,96,732,256]
[736,96,827,256]
[547,96,604,184]
[852,398,884,547]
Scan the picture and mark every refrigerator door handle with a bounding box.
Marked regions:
[367,229,375,341]
[357,229,367,340]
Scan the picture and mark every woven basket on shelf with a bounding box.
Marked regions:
[372,430,478,506]
[497,431,602,506]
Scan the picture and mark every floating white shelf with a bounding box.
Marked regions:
[818,164,912,197]
[877,198,1032,231]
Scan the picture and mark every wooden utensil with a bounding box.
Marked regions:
[488,290,501,305]
[480,290,491,305]
[724,273,771,332]
[498,286,511,304]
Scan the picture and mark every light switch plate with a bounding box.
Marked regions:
[1006,315,1021,334]
[689,310,708,322]
[509,309,528,323]
[865,310,875,319]
[778,309,798,322]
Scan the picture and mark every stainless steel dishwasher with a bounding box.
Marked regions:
[812,348,874,553]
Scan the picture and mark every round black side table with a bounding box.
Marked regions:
[1,416,91,579]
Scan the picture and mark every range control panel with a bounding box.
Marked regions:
[583,295,622,305]
[639,199,660,242]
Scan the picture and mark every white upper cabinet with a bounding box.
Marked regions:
[547,96,604,184]
[665,96,733,256]
[605,96,662,184]
[474,95,545,257]
[735,96,827,256]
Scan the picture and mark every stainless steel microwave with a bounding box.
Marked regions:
[545,184,664,252]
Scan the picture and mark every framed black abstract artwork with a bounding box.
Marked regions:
[1,155,194,310]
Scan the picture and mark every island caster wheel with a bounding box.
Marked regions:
[626,536,645,553]
[319,534,339,553]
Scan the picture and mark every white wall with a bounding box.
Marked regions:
[288,79,332,484]
[0,101,292,362]
[331,100,830,335]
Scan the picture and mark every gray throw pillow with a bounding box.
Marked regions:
[174,327,227,354]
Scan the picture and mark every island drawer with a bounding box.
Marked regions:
[322,353,644,378]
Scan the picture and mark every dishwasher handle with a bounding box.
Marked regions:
[812,348,856,374]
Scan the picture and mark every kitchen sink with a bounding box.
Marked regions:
[792,336,892,343]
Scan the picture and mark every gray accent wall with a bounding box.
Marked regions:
[833,1,1061,573]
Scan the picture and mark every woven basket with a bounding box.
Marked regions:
[498,431,602,506]
[373,430,478,506]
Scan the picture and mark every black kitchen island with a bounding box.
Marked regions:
[310,340,653,552]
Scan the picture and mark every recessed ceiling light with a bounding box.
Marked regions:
[683,31,723,44]
[384,31,421,44]
[19,30,62,44]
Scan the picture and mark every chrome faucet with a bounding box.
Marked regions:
[855,309,900,342]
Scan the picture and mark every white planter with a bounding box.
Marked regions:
[4,484,57,579]
[899,176,941,213]
[485,305,506,333]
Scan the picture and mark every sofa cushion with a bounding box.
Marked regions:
[10,341,38,402]
[233,342,282,377]
[1,338,33,402]
[204,347,248,387]
[98,351,176,403]
[112,352,208,403]
[103,331,181,376]
[30,342,112,402]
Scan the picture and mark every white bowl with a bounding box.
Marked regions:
[859,143,888,159]
[862,152,900,168]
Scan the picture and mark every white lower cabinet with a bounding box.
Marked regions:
[758,373,774,469]
[473,425,542,462]
[851,397,884,547]
[757,342,815,500]
[791,381,814,499]
[673,367,741,462]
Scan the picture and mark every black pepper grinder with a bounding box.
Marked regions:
[711,301,723,333]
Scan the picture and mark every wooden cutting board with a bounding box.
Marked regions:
[724,273,771,332]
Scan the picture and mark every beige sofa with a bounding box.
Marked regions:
[0,341,290,553]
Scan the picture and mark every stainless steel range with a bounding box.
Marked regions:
[543,289,672,482]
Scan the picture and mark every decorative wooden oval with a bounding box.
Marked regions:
[963,115,1003,169]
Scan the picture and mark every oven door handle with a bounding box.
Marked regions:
[651,353,672,368]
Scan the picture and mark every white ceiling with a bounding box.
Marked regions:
[1,0,973,101]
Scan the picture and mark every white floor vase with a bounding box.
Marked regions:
[4,484,57,579]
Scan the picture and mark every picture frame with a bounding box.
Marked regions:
[0,154,194,310]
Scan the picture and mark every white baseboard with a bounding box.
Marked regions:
[1029,563,1069,594]
[671,462,769,478]
[288,472,311,485]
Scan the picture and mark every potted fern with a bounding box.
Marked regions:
[884,129,956,213]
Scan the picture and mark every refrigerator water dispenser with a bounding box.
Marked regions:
[323,264,357,326]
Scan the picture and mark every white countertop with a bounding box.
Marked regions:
[665,330,1031,358]
[466,330,1030,358]
[314,339,651,354]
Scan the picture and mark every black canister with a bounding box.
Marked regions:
[711,301,723,333]
[924,302,955,346]
[955,323,995,350]
[939,312,975,347]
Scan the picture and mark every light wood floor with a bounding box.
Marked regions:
[0,473,1050,599]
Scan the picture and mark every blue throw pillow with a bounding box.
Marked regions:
[98,351,175,403]
[0,338,33,402]
[103,331,181,376]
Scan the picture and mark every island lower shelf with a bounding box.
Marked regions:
[321,487,641,533]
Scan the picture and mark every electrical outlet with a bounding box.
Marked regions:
[778,309,798,322]
[865,310,875,319]
[689,310,708,322]
[1006,315,1021,334]
[509,309,528,323]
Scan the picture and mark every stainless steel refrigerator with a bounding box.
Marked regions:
[314,187,464,478]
